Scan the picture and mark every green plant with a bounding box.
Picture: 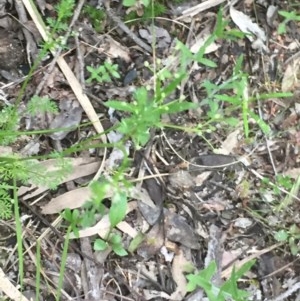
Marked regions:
[86,60,121,83]
[83,4,106,33]
[186,260,255,301]
[278,10,300,34]
[106,84,196,148]
[274,224,300,255]
[94,232,128,256]
[63,169,130,256]
[26,95,59,116]
[0,0,296,299]
[0,187,13,219]
[46,0,75,33]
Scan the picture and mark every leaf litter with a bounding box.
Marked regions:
[1,0,300,300]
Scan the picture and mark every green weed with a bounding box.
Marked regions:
[278,10,300,34]
[0,0,296,299]
[186,260,255,301]
[83,4,106,33]
[86,60,121,83]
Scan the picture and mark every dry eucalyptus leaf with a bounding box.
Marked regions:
[98,36,131,63]
[170,249,190,300]
[41,187,92,214]
[281,58,300,92]
[42,184,153,215]
[230,4,267,52]
[18,158,100,199]
[266,5,278,27]
[0,146,12,155]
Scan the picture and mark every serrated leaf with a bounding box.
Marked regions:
[274,230,288,241]
[134,87,148,107]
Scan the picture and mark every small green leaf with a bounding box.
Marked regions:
[112,244,128,256]
[123,0,136,7]
[198,57,217,68]
[215,94,238,104]
[224,117,239,126]
[278,23,286,34]
[274,230,288,241]
[134,87,148,107]
[290,243,299,256]
[128,232,145,253]
[186,261,216,292]
[160,73,186,99]
[110,233,122,245]
[94,238,108,251]
[109,191,127,227]
[289,224,300,235]
[248,111,270,135]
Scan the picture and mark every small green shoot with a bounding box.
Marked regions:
[106,85,196,147]
[278,10,300,34]
[83,4,106,33]
[186,260,255,301]
[274,224,300,255]
[26,96,58,116]
[94,233,128,256]
[86,61,121,83]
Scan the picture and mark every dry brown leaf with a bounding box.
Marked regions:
[170,249,190,300]
[99,36,131,63]
[282,58,300,92]
[42,185,151,215]
[18,159,100,199]
[229,4,267,52]
[219,128,241,155]
[284,168,300,179]
[41,187,92,214]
